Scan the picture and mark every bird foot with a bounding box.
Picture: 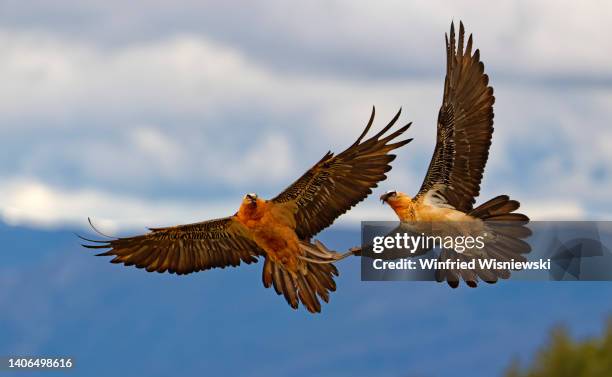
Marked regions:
[297,240,356,264]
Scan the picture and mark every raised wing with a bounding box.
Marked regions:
[273,107,412,240]
[81,217,263,275]
[415,21,495,212]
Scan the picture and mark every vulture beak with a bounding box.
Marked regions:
[380,191,396,204]
[380,193,390,204]
[245,193,258,203]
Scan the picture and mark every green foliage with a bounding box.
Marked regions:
[504,318,612,377]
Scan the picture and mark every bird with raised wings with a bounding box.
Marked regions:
[379,22,530,287]
[82,108,411,313]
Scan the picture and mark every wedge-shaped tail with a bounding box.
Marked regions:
[262,241,340,313]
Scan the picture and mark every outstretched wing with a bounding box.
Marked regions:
[81,217,264,275]
[273,107,412,240]
[415,21,495,212]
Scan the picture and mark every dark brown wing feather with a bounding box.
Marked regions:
[415,21,495,212]
[272,107,412,240]
[81,217,263,275]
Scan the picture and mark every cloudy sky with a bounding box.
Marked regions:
[1,0,611,231]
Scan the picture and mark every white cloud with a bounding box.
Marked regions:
[0,176,414,232]
[0,30,263,122]
[0,179,237,232]
[519,201,586,221]
[1,2,612,229]
[0,28,430,196]
[0,27,430,133]
[230,132,296,184]
[4,1,611,79]
[0,177,590,236]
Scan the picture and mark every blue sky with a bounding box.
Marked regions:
[2,223,612,377]
[1,1,612,376]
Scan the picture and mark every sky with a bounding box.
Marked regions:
[2,223,612,377]
[1,1,612,376]
[1,0,612,231]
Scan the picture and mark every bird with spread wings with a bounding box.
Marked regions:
[82,109,412,313]
[379,22,530,287]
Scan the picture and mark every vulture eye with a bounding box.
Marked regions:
[245,193,258,201]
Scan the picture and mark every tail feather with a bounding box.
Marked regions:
[440,195,531,288]
[469,195,529,221]
[262,241,339,313]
